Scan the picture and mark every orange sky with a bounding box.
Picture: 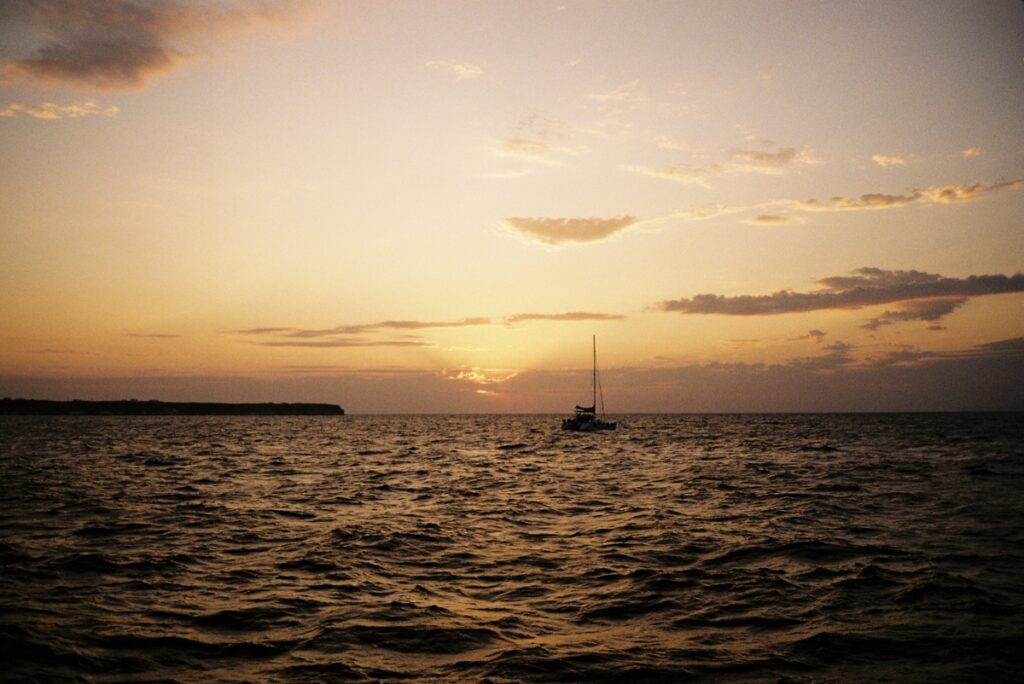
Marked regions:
[1,1,1022,412]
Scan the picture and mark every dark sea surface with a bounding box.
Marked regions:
[1,414,1022,682]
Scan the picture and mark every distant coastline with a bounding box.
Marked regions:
[0,399,344,416]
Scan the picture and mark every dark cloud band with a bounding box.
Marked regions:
[658,268,1024,316]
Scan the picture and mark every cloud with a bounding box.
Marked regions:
[499,138,553,161]
[496,137,584,164]
[782,340,856,373]
[425,60,484,80]
[656,137,710,157]
[743,213,796,225]
[657,267,1024,316]
[787,329,828,343]
[872,154,906,167]
[126,333,182,339]
[505,312,624,323]
[861,297,968,331]
[364,318,491,331]
[726,147,816,174]
[0,0,313,91]
[788,177,1024,212]
[624,146,816,187]
[502,216,639,245]
[233,312,623,347]
[669,204,747,221]
[622,163,714,187]
[256,338,430,348]
[585,79,648,108]
[919,179,1024,203]
[961,147,982,158]
[234,318,493,339]
[6,336,1024,412]
[0,98,118,119]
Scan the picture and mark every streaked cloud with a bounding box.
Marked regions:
[803,329,828,343]
[425,60,484,80]
[505,312,624,323]
[0,0,313,91]
[735,125,772,146]
[656,137,710,157]
[872,154,906,167]
[9,336,1022,412]
[234,311,624,348]
[585,79,648,108]
[670,204,748,221]
[657,267,1024,316]
[726,147,816,174]
[503,216,639,245]
[499,138,553,161]
[235,318,492,338]
[743,214,797,225]
[861,297,968,331]
[624,146,816,187]
[918,179,1024,203]
[621,163,712,187]
[256,338,430,348]
[788,177,1024,212]
[126,333,182,339]
[0,99,118,119]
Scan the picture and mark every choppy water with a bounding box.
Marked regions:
[1,414,1022,682]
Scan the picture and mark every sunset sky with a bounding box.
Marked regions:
[2,0,1022,412]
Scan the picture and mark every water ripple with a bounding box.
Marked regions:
[1,413,1022,681]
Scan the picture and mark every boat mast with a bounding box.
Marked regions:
[592,334,597,412]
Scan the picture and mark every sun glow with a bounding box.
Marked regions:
[1,1,1022,411]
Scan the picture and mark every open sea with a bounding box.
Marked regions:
[1,413,1022,682]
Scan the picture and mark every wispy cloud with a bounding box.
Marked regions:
[961,147,982,158]
[496,137,584,164]
[125,333,182,339]
[802,329,828,343]
[0,0,313,91]
[726,147,816,174]
[503,216,639,245]
[425,59,484,80]
[498,138,553,162]
[657,267,1024,317]
[233,311,623,347]
[872,154,906,167]
[669,204,748,221]
[743,213,799,225]
[624,146,816,187]
[585,79,648,108]
[10,336,1022,412]
[622,163,712,187]
[234,318,493,339]
[861,297,968,331]
[656,137,710,157]
[0,99,118,119]
[788,177,1024,212]
[256,338,429,348]
[505,312,624,323]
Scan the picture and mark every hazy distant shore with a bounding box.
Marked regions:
[0,399,344,416]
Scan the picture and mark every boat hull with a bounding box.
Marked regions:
[562,418,617,431]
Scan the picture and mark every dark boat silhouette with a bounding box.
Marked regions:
[562,335,616,431]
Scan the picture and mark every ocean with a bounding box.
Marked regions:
[1,414,1022,682]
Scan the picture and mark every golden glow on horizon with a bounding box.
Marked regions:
[1,1,1022,411]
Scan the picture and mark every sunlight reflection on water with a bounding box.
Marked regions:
[1,414,1022,681]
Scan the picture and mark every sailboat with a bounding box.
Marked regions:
[562,335,617,431]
